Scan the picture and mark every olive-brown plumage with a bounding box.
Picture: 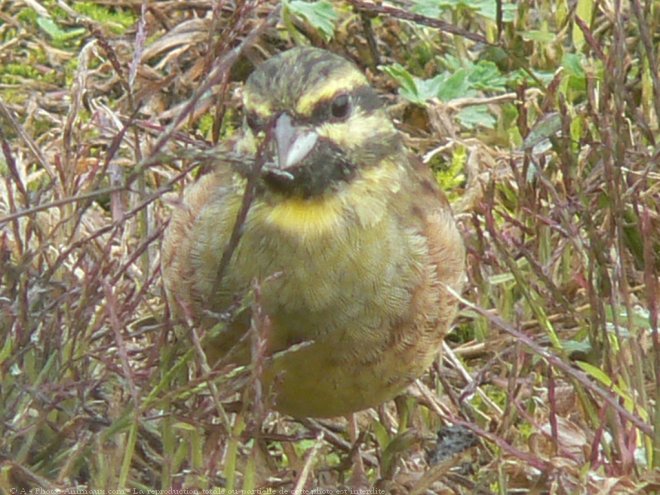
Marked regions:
[162,47,465,418]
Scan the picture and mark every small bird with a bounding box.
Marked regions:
[161,46,465,418]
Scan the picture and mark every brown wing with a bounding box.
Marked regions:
[162,168,255,364]
[384,155,465,383]
[162,169,236,322]
[406,155,465,300]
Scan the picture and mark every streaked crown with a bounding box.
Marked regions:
[242,47,401,198]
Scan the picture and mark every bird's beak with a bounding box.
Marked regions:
[273,113,318,170]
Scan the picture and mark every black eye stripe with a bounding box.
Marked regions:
[309,85,382,123]
[351,85,383,113]
[245,85,384,131]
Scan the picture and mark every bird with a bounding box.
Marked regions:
[161,46,465,418]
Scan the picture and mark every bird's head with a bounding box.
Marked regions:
[242,47,402,198]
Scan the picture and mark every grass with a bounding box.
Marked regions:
[0,0,658,493]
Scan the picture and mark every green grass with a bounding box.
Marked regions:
[1,0,658,492]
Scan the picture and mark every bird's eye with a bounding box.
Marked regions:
[330,94,351,120]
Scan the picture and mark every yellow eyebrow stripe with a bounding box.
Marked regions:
[318,111,395,151]
[296,69,368,116]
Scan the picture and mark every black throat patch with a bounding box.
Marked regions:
[261,137,356,198]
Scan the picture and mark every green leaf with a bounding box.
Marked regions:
[415,73,446,100]
[436,69,471,100]
[576,361,639,418]
[412,0,516,21]
[457,105,496,129]
[435,144,466,193]
[73,2,136,34]
[562,53,586,78]
[561,53,587,93]
[36,17,86,42]
[442,56,507,91]
[286,0,338,41]
[508,68,556,86]
[468,60,507,91]
[410,0,449,18]
[382,65,475,104]
[523,113,562,150]
[383,56,510,129]
[573,0,593,50]
[489,272,515,285]
[577,361,613,387]
[443,54,463,72]
[381,64,425,105]
[562,339,593,354]
[468,0,517,21]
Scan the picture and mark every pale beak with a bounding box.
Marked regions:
[273,113,318,169]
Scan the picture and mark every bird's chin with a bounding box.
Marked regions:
[261,165,308,196]
[260,146,356,198]
[262,166,296,183]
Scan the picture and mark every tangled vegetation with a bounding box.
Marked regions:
[0,1,658,493]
